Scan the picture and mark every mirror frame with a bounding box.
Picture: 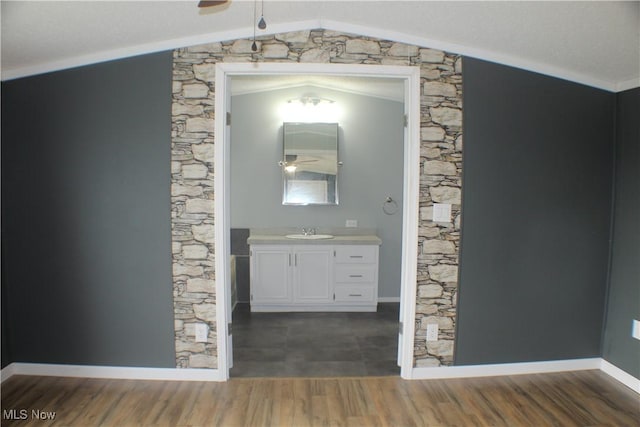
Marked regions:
[281,122,339,206]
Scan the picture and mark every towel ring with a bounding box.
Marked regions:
[383,196,398,215]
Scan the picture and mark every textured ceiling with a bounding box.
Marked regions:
[1,1,638,91]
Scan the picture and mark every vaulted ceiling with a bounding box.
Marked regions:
[2,1,638,92]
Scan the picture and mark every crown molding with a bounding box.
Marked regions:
[0,20,321,81]
[318,19,631,93]
[2,18,637,93]
[616,77,640,92]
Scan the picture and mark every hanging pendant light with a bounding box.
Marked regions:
[251,0,258,51]
[258,16,267,30]
[250,0,266,52]
[258,0,267,30]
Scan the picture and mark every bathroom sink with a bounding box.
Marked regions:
[285,234,334,240]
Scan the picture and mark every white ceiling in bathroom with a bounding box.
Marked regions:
[1,1,638,91]
[231,75,405,102]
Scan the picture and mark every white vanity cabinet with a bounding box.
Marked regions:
[333,245,378,306]
[250,245,333,310]
[249,242,378,312]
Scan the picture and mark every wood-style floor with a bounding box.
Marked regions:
[1,370,638,426]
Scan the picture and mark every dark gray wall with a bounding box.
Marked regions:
[602,88,640,377]
[1,52,176,368]
[455,58,615,365]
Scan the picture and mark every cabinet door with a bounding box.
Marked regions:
[293,247,333,303]
[251,246,292,303]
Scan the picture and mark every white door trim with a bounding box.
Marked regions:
[214,62,421,380]
[214,68,231,379]
[399,66,421,379]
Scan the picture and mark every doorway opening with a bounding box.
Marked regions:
[214,63,421,380]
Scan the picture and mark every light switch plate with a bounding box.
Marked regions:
[195,323,209,343]
[432,203,451,222]
[346,219,358,228]
[633,319,640,341]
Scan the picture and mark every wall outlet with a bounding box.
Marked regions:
[426,323,439,342]
[195,323,209,343]
[633,319,640,341]
[346,219,358,228]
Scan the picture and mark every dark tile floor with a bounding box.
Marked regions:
[230,303,401,378]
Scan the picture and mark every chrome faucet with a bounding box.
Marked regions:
[302,227,317,236]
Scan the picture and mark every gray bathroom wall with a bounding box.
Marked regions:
[602,87,640,378]
[455,58,615,365]
[1,52,176,368]
[230,85,404,299]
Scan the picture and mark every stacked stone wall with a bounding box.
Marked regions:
[171,29,462,368]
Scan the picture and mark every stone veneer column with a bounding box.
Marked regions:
[171,30,462,368]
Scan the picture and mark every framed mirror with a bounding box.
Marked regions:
[282,122,339,205]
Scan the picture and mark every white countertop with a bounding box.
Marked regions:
[247,228,382,245]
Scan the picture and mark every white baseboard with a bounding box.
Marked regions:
[1,363,225,383]
[1,363,18,383]
[411,358,602,380]
[2,358,637,395]
[600,359,640,393]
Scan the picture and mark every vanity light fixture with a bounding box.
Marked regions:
[280,96,341,123]
[287,96,335,107]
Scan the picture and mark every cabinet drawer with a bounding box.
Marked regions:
[334,246,377,264]
[334,285,375,302]
[335,265,376,283]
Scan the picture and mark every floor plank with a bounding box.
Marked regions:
[1,370,638,426]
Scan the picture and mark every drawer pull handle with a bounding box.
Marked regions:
[349,255,364,258]
[349,274,363,278]
[348,294,363,297]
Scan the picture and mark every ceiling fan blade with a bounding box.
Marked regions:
[198,0,228,7]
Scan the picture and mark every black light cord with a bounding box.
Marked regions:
[251,0,257,51]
